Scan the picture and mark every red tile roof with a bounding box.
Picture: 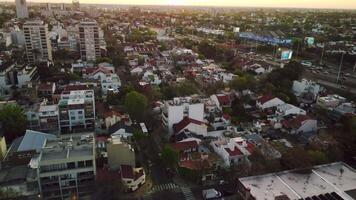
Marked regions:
[282,115,311,129]
[216,94,230,105]
[173,117,204,133]
[38,83,54,91]
[170,140,198,152]
[257,94,275,104]
[225,147,243,156]
[63,84,90,92]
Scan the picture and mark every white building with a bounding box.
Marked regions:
[256,95,285,110]
[162,96,204,135]
[316,95,346,108]
[78,19,101,62]
[292,79,322,100]
[15,0,29,19]
[58,90,95,133]
[276,103,306,117]
[23,20,53,63]
[211,137,254,167]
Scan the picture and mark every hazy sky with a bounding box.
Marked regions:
[13,0,356,9]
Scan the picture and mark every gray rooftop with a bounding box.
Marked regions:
[239,162,356,200]
[17,130,57,153]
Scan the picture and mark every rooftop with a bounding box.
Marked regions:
[239,162,356,200]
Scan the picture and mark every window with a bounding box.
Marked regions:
[67,162,75,169]
[71,117,75,120]
[78,161,85,168]
[85,160,93,167]
[78,111,83,114]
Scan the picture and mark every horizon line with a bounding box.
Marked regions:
[0,0,356,11]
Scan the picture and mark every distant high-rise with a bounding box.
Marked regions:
[23,20,53,63]
[72,0,80,11]
[78,20,101,62]
[15,0,29,19]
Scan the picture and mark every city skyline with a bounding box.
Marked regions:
[1,0,356,9]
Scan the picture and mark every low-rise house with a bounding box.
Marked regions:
[210,94,231,111]
[256,95,284,110]
[281,115,317,134]
[173,117,207,137]
[211,137,254,167]
[276,103,306,117]
[120,165,145,192]
[316,95,346,108]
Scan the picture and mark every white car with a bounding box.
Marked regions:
[202,189,222,200]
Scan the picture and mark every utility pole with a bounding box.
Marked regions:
[336,52,345,83]
[319,43,325,65]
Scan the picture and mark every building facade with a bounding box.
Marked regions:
[58,90,95,133]
[37,134,96,200]
[23,20,53,63]
[78,20,101,62]
[15,0,29,18]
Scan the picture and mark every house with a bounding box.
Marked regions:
[210,94,231,111]
[173,117,207,137]
[162,96,204,135]
[37,82,56,100]
[281,115,317,134]
[120,165,145,192]
[276,103,306,117]
[211,137,254,167]
[317,95,346,108]
[170,140,200,154]
[256,95,284,110]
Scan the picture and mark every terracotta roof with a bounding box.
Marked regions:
[216,94,230,105]
[245,142,255,154]
[170,140,198,152]
[173,117,204,133]
[92,66,113,75]
[225,147,243,156]
[103,110,122,118]
[38,83,54,91]
[257,94,275,104]
[222,114,231,120]
[82,67,97,74]
[282,115,311,129]
[63,84,90,92]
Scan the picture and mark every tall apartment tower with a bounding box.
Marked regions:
[15,0,29,19]
[23,20,53,63]
[78,20,101,62]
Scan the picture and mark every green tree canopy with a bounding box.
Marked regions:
[161,144,179,168]
[0,104,27,142]
[124,91,148,120]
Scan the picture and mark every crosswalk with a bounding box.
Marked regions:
[151,183,180,193]
[142,183,196,200]
[180,187,196,200]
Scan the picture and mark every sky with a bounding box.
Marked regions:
[8,0,356,9]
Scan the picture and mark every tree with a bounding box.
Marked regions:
[161,144,178,168]
[124,91,148,120]
[281,147,312,170]
[0,104,27,142]
[308,150,329,165]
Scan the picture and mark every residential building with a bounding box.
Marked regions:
[107,137,135,170]
[317,95,346,108]
[162,96,204,135]
[120,165,145,192]
[211,137,254,167]
[37,82,56,100]
[173,117,207,136]
[26,100,60,133]
[23,20,53,63]
[292,79,322,100]
[37,134,96,200]
[238,162,356,200]
[281,115,317,135]
[15,0,29,18]
[256,95,284,110]
[79,19,101,62]
[0,63,38,95]
[210,94,231,111]
[276,103,306,117]
[58,89,95,133]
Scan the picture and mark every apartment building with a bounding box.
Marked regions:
[15,0,29,18]
[161,96,204,135]
[58,90,95,133]
[78,20,101,62]
[37,134,96,200]
[23,20,53,63]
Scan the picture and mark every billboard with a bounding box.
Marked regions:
[305,37,315,46]
[281,50,293,60]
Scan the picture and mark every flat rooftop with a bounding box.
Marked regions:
[40,134,94,162]
[239,162,356,200]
